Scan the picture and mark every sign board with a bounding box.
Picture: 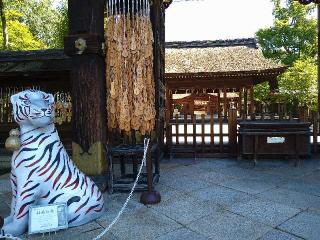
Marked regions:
[267,137,285,144]
[28,203,68,235]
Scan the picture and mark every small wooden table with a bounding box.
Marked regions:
[106,143,159,193]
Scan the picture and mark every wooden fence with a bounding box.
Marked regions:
[165,102,320,158]
[166,106,234,157]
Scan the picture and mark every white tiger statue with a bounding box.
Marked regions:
[1,90,105,236]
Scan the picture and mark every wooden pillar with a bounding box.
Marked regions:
[298,106,308,122]
[190,94,195,114]
[249,85,254,119]
[165,88,172,122]
[150,0,165,175]
[64,0,107,175]
[238,88,243,118]
[244,87,248,119]
[165,87,172,155]
[218,89,223,153]
[228,107,237,156]
[140,0,163,204]
[223,87,227,119]
[312,111,318,154]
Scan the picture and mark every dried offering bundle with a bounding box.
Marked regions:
[105,0,156,135]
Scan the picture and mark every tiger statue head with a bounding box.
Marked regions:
[10,89,55,128]
[1,90,105,237]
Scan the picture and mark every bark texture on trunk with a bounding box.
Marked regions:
[0,0,9,49]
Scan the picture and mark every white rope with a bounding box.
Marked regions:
[92,138,150,240]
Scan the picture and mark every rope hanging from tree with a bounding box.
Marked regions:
[105,0,156,135]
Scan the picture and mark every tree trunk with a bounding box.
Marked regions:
[0,0,8,49]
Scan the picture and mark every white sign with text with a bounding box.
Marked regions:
[267,137,286,144]
[28,203,68,235]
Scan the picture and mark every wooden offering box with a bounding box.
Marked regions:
[238,121,311,165]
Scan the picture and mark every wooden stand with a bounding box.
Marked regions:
[238,121,311,166]
[106,143,160,199]
[140,144,161,205]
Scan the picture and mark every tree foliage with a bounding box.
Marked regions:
[0,0,68,50]
[254,0,317,109]
[0,10,46,50]
[279,57,317,110]
[256,0,317,66]
[52,0,68,48]
[254,81,270,102]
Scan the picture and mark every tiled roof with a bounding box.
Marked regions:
[165,38,285,74]
[166,38,258,49]
[0,49,70,73]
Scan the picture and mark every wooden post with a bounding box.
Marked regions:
[238,88,243,118]
[175,114,179,145]
[201,114,205,153]
[193,114,196,151]
[244,87,248,119]
[140,0,163,205]
[312,111,318,154]
[64,0,106,176]
[184,114,187,145]
[223,87,227,119]
[210,113,214,153]
[249,85,254,119]
[165,87,172,155]
[228,107,237,156]
[298,106,307,122]
[218,90,223,153]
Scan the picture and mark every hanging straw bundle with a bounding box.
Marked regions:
[105,0,156,135]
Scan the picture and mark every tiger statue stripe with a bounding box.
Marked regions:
[1,90,105,236]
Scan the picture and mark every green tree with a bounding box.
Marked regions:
[1,0,68,49]
[254,0,317,107]
[52,0,68,48]
[256,0,317,66]
[254,82,270,102]
[278,57,317,110]
[0,10,46,50]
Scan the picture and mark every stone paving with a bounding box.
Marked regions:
[0,157,320,240]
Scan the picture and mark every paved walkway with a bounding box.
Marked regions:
[0,157,320,240]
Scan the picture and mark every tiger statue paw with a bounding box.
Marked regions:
[1,90,105,236]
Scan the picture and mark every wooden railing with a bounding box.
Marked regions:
[165,102,320,157]
[166,109,233,156]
